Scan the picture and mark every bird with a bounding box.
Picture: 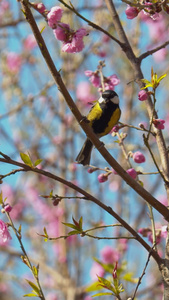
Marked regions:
[75,89,121,166]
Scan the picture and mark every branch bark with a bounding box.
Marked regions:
[18,0,169,222]
[0,154,163,264]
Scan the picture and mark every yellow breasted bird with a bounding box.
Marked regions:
[76,89,121,166]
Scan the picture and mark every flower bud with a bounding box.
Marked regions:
[138,90,148,101]
[97,173,108,183]
[125,5,139,19]
[133,151,146,163]
[126,168,137,179]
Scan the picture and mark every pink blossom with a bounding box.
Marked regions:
[46,292,58,300]
[0,282,8,293]
[6,52,22,73]
[36,3,46,14]
[63,114,73,126]
[85,70,101,87]
[2,184,14,201]
[84,296,92,300]
[112,169,118,175]
[90,262,104,281]
[158,195,168,206]
[47,6,63,28]
[100,246,120,264]
[153,48,167,62]
[102,35,110,43]
[85,70,93,77]
[148,231,161,244]
[46,219,60,237]
[0,220,12,244]
[109,181,119,192]
[126,168,137,179]
[143,225,168,244]
[98,173,108,183]
[68,162,77,172]
[24,34,37,50]
[111,125,120,132]
[145,15,166,41]
[138,90,148,101]
[76,81,95,106]
[153,118,165,130]
[161,225,167,239]
[53,23,70,41]
[66,234,77,245]
[138,227,151,237]
[0,0,9,14]
[118,239,128,252]
[104,74,120,90]
[133,151,146,163]
[4,204,12,213]
[62,28,87,53]
[125,5,139,19]
[97,50,107,57]
[52,135,63,145]
[10,201,25,220]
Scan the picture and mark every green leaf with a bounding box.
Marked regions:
[97,276,113,290]
[62,222,79,230]
[32,265,39,277]
[94,258,114,274]
[68,230,80,236]
[123,272,138,283]
[20,153,33,167]
[141,79,151,84]
[50,190,53,197]
[43,227,48,237]
[79,216,83,231]
[92,292,113,297]
[118,283,125,293]
[157,73,166,83]
[86,281,103,293]
[23,292,38,297]
[40,26,46,33]
[4,197,7,203]
[25,280,40,296]
[18,224,22,235]
[34,159,43,167]
[0,191,3,204]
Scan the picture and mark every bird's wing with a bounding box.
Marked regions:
[87,102,102,123]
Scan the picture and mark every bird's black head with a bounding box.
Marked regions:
[102,90,118,99]
[101,90,119,105]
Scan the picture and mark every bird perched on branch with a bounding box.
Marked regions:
[75,89,121,166]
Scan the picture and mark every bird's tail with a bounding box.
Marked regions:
[75,138,93,166]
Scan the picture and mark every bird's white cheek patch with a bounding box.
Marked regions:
[98,96,105,104]
[111,96,119,104]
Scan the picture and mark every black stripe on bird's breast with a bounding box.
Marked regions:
[91,101,119,135]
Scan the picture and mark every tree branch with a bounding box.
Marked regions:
[139,41,169,61]
[0,154,163,264]
[18,0,169,222]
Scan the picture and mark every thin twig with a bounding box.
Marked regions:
[131,245,157,300]
[5,211,46,299]
[56,0,123,46]
[139,41,169,62]
[0,168,25,180]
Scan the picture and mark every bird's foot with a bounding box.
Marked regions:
[98,142,105,149]
[79,116,90,124]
